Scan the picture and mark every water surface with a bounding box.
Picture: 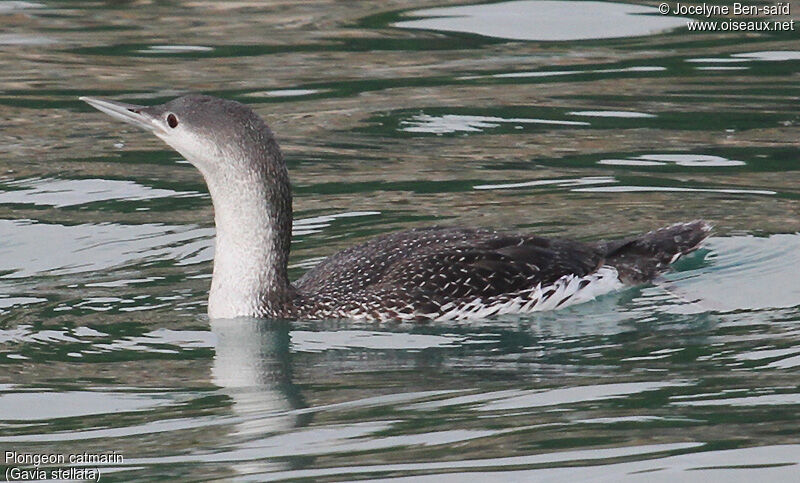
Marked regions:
[1,0,799,480]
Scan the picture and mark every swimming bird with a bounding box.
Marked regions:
[80,94,710,321]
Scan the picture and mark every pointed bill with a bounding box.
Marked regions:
[80,96,166,134]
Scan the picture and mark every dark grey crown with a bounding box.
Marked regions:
[162,95,277,146]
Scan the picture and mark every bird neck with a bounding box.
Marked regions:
[203,153,294,319]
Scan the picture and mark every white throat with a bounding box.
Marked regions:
[200,161,292,319]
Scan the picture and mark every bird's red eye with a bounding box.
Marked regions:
[167,114,178,128]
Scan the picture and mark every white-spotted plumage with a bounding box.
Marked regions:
[289,264,623,322]
[433,266,623,322]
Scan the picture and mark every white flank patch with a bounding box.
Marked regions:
[433,266,623,321]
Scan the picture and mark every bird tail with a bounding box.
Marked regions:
[595,220,712,284]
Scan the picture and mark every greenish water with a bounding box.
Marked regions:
[1,0,799,481]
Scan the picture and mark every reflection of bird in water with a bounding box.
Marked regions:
[82,95,711,321]
[210,318,311,475]
[211,319,307,436]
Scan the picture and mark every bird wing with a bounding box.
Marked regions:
[295,228,604,305]
[373,235,603,299]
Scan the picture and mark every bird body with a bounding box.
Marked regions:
[81,94,710,321]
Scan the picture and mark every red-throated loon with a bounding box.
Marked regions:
[80,94,711,321]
